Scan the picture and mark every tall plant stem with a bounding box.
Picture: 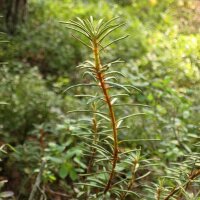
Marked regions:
[93,40,118,194]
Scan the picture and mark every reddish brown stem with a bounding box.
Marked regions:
[163,187,180,200]
[93,40,119,194]
[39,128,45,153]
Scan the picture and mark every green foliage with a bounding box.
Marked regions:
[0,65,64,143]
[0,0,199,199]
[0,145,14,200]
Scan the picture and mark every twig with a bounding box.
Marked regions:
[28,160,46,200]
[45,186,71,198]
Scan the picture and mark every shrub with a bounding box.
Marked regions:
[0,64,63,144]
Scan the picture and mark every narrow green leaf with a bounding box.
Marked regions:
[67,110,109,117]
[124,85,142,93]
[0,41,9,43]
[95,112,110,122]
[113,103,150,107]
[98,17,120,37]
[103,59,124,68]
[98,23,126,42]
[117,113,146,122]
[104,76,117,81]
[105,71,125,77]
[135,171,151,180]
[111,188,140,197]
[0,102,8,105]
[63,83,98,93]
[82,71,97,81]
[72,34,92,49]
[74,94,95,98]
[83,19,95,37]
[98,16,119,33]
[96,18,104,33]
[112,178,128,187]
[98,23,121,39]
[70,19,91,35]
[87,177,106,186]
[63,25,91,40]
[100,35,129,51]
[111,97,118,105]
[87,95,104,105]
[111,94,129,98]
[76,17,85,26]
[116,120,123,128]
[80,171,109,176]
[77,65,95,72]
[106,82,130,94]
[60,21,90,35]
[119,139,160,144]
[83,60,95,67]
[89,143,111,155]
[94,158,111,163]
[119,149,139,155]
[75,183,104,188]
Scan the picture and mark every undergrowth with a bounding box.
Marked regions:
[61,16,200,200]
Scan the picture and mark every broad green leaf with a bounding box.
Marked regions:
[59,164,69,179]
[70,170,78,181]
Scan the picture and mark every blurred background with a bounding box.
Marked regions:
[0,0,199,199]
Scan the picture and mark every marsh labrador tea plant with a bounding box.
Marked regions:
[60,16,150,199]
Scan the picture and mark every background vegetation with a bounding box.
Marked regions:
[0,0,199,199]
